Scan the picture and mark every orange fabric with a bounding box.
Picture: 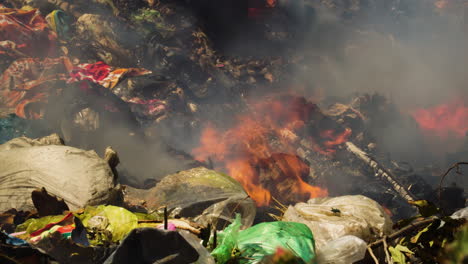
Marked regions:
[0,5,57,58]
[0,57,71,119]
[1,58,152,119]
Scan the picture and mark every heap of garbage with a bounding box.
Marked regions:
[0,134,465,263]
[0,0,467,263]
[0,134,374,263]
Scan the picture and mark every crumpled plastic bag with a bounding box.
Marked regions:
[451,207,468,220]
[211,214,243,263]
[140,167,256,229]
[212,214,316,264]
[283,195,393,249]
[194,194,256,230]
[78,205,138,244]
[316,235,367,264]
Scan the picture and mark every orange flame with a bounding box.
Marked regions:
[411,100,468,140]
[314,128,353,155]
[266,0,276,8]
[193,95,350,206]
[434,0,449,9]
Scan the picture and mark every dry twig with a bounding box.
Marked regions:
[367,247,380,264]
[438,161,468,205]
[383,236,393,264]
[369,218,436,249]
[345,142,416,202]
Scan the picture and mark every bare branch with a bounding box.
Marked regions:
[438,161,468,205]
[345,142,417,202]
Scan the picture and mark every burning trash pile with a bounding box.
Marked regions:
[0,0,468,263]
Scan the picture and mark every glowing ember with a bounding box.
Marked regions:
[315,128,353,155]
[193,95,351,206]
[434,0,449,9]
[411,100,468,140]
[266,0,276,7]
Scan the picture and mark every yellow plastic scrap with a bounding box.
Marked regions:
[78,205,138,243]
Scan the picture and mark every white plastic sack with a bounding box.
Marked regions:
[283,195,393,248]
[316,235,367,264]
[451,207,468,220]
[0,135,120,212]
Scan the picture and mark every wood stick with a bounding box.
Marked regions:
[438,162,468,205]
[369,218,436,249]
[345,141,417,202]
[213,230,217,249]
[164,206,168,230]
[383,236,393,264]
[367,247,380,264]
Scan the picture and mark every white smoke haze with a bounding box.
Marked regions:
[267,0,467,166]
[293,0,468,108]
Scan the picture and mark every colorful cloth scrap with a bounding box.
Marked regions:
[30,213,74,237]
[0,58,162,120]
[29,224,74,243]
[0,5,57,58]
[28,213,75,243]
[0,57,73,119]
[68,61,152,90]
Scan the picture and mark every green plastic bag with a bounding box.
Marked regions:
[78,205,138,243]
[211,214,243,263]
[212,215,316,264]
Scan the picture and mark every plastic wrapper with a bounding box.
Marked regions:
[451,207,468,220]
[78,205,138,244]
[212,214,316,264]
[211,214,243,263]
[316,235,367,264]
[283,195,393,248]
[140,167,256,228]
[194,194,256,230]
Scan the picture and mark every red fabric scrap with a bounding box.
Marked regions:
[30,213,74,237]
[68,61,152,89]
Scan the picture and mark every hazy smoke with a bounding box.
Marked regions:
[277,0,468,164]
[293,0,467,106]
[26,0,467,186]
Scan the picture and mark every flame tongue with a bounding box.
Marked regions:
[193,95,351,206]
[411,100,468,139]
[258,153,327,205]
[227,159,271,205]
